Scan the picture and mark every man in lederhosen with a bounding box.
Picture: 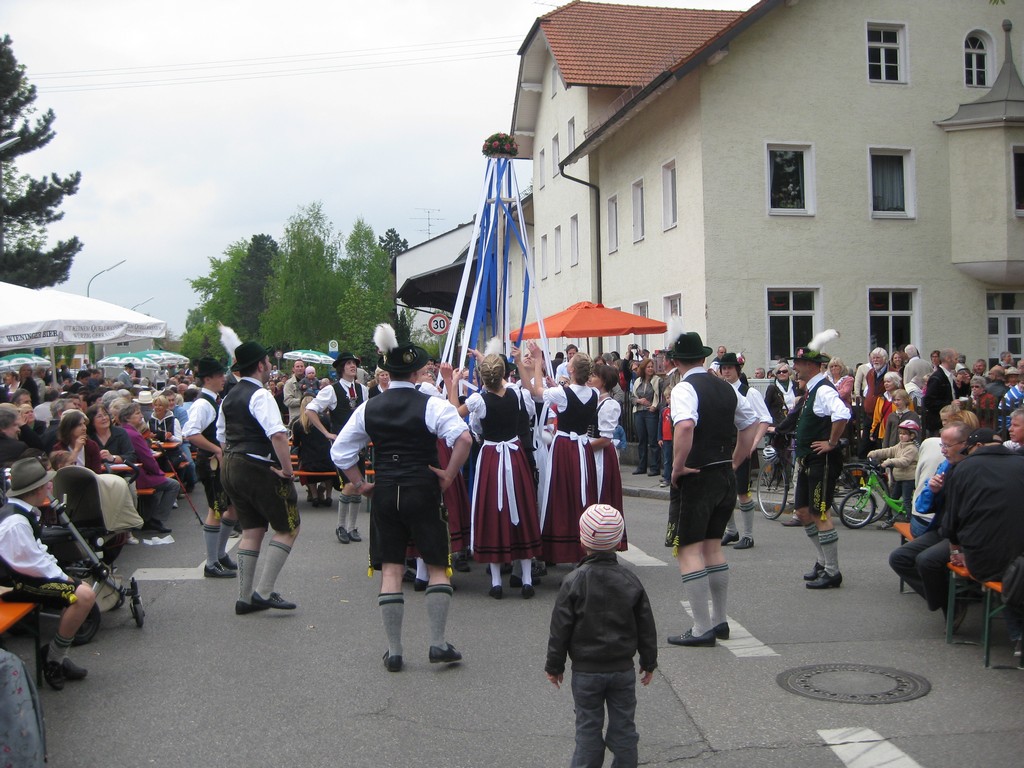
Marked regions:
[663,332,759,648]
[790,331,850,590]
[217,339,300,614]
[183,356,238,579]
[307,352,369,543]
[331,324,471,672]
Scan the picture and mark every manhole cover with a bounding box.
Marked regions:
[777,664,931,705]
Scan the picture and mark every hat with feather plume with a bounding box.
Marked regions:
[793,329,839,365]
[373,323,429,375]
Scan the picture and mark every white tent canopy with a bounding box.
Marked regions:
[0,281,167,352]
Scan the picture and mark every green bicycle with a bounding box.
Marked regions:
[838,460,905,529]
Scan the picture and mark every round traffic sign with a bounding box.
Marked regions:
[428,313,450,336]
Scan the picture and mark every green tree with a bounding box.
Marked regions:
[235,233,277,339]
[378,228,408,260]
[338,218,394,362]
[0,35,82,286]
[261,202,346,351]
[179,240,246,361]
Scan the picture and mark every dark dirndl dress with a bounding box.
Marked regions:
[594,396,627,551]
[291,419,340,489]
[436,436,471,552]
[469,390,542,563]
[540,386,599,564]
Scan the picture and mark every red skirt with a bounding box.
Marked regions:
[437,438,471,552]
[541,433,598,564]
[595,446,627,551]
[471,440,542,563]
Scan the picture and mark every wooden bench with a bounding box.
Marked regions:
[0,600,41,684]
[945,562,1021,668]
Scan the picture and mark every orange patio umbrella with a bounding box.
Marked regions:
[511,301,668,340]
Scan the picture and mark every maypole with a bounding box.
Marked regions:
[441,133,552,379]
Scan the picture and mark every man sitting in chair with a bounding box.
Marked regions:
[0,457,96,690]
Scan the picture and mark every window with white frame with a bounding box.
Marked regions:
[965,34,988,87]
[767,144,814,214]
[567,118,575,154]
[553,225,562,274]
[1014,148,1024,213]
[767,289,816,362]
[664,293,682,323]
[538,149,545,189]
[868,289,914,352]
[633,302,649,350]
[870,148,914,217]
[552,135,560,177]
[632,179,645,242]
[569,215,579,267]
[540,234,548,279]
[662,161,677,230]
[608,196,619,253]
[867,24,905,83]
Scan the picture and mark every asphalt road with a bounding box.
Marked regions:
[8,468,1023,768]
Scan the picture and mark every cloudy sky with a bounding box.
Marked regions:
[3,0,754,339]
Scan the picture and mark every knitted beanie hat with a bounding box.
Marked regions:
[579,504,624,551]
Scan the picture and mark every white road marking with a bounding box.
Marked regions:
[132,541,240,581]
[618,544,668,566]
[679,600,779,657]
[818,728,923,768]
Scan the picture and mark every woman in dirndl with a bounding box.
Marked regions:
[590,363,626,550]
[443,352,541,598]
[523,342,599,565]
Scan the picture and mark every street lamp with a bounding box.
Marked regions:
[86,258,126,297]
[130,297,154,311]
[0,135,23,258]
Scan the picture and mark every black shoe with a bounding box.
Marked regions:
[310,498,320,508]
[806,571,843,589]
[336,526,350,544]
[429,643,463,664]
[713,622,730,640]
[219,554,238,571]
[803,562,826,581]
[452,556,471,573]
[141,520,172,534]
[414,578,428,592]
[721,531,739,546]
[383,651,403,672]
[533,562,548,578]
[42,658,65,691]
[521,584,535,599]
[204,562,237,579]
[631,467,646,475]
[251,591,297,610]
[348,528,361,542]
[489,585,503,600]
[667,628,717,647]
[235,599,269,615]
[60,657,88,681]
[733,537,754,550]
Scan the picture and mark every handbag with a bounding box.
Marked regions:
[1001,553,1024,611]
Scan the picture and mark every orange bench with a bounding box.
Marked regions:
[0,600,41,684]
[946,562,1020,668]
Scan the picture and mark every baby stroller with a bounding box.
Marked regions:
[40,466,146,644]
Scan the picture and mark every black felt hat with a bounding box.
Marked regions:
[379,343,430,375]
[666,332,713,362]
[332,352,361,369]
[718,352,745,368]
[231,341,272,372]
[194,357,226,379]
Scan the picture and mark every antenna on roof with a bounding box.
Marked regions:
[413,208,444,239]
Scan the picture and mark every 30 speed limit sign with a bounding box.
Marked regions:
[428,313,450,336]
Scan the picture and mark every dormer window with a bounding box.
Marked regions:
[965,34,989,87]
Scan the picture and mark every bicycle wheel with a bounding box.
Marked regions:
[756,461,791,520]
[839,487,879,529]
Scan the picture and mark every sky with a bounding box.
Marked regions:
[2,0,756,339]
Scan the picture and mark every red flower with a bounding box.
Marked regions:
[503,143,511,151]
[492,141,499,148]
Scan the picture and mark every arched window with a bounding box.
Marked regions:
[965,35,988,87]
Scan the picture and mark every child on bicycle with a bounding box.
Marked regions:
[867,419,920,528]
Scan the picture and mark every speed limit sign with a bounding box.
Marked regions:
[428,313,450,336]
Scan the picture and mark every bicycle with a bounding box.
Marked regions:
[838,459,905,529]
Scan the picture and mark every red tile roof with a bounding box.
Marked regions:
[539,1,743,88]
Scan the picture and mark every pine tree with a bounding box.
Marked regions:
[0,35,82,286]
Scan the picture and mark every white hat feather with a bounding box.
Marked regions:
[218,323,242,362]
[808,329,840,352]
[373,323,398,355]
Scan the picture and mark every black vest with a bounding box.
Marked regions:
[199,391,220,446]
[0,502,41,540]
[558,386,598,434]
[221,379,273,458]
[329,380,364,433]
[480,390,521,443]
[796,379,836,458]
[686,372,738,468]
[363,387,438,485]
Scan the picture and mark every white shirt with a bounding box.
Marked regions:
[0,499,65,581]
[670,367,758,430]
[543,383,597,411]
[330,380,469,471]
[596,395,622,439]
[729,379,773,425]
[774,378,797,410]
[805,373,853,422]
[306,378,369,416]
[215,377,287,460]
[182,388,218,439]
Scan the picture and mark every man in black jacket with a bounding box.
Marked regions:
[922,348,957,435]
